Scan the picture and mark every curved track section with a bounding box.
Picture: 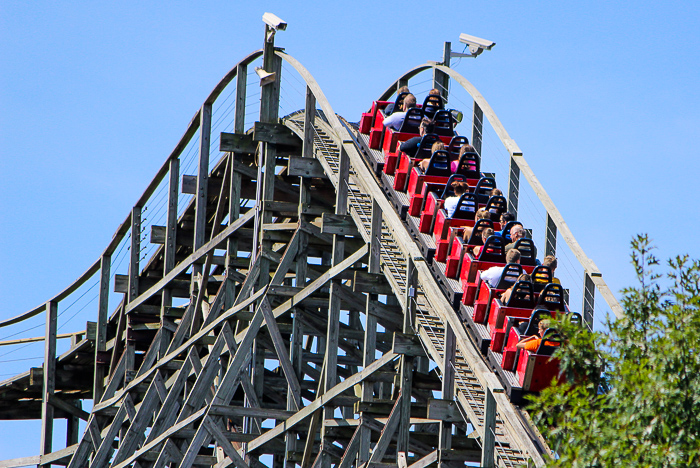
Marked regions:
[0,46,585,468]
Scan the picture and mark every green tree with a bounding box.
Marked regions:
[529,235,700,467]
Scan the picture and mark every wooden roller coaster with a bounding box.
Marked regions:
[0,17,621,468]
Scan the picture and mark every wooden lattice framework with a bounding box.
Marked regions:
[0,26,623,468]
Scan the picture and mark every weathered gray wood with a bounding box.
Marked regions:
[438,325,456,462]
[129,206,141,302]
[368,394,403,464]
[391,332,423,356]
[337,423,362,468]
[583,273,595,328]
[114,274,128,293]
[220,132,257,153]
[94,254,110,402]
[260,295,302,412]
[321,213,359,236]
[481,387,496,468]
[111,373,166,465]
[253,121,300,147]
[433,41,450,100]
[40,300,57,456]
[353,272,392,295]
[194,102,212,253]
[246,351,397,453]
[472,102,483,157]
[303,87,316,159]
[47,395,90,421]
[288,156,326,178]
[235,63,247,133]
[181,174,197,194]
[203,417,250,468]
[545,213,557,258]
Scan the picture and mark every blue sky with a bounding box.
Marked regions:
[1,0,699,459]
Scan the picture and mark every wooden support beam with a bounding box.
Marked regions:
[40,301,57,457]
[368,393,402,464]
[583,273,595,328]
[472,102,483,157]
[194,102,212,253]
[321,213,359,236]
[480,387,496,468]
[288,155,326,178]
[253,121,301,146]
[220,132,257,154]
[508,155,520,218]
[94,254,110,402]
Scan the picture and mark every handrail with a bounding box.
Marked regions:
[376,62,622,319]
[0,49,263,329]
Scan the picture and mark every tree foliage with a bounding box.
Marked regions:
[529,235,700,467]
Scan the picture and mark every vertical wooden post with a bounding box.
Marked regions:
[128,207,141,303]
[66,401,80,446]
[472,102,483,156]
[545,213,557,258]
[235,63,247,134]
[397,258,417,454]
[160,157,179,357]
[508,156,520,218]
[359,199,382,465]
[320,145,350,468]
[583,273,595,328]
[40,301,57,458]
[284,86,315,468]
[433,42,451,100]
[126,207,140,383]
[194,103,212,254]
[481,387,496,468]
[438,324,456,466]
[93,254,110,403]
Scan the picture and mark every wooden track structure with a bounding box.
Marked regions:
[0,31,622,468]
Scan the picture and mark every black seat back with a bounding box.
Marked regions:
[414,134,442,160]
[448,136,469,161]
[422,94,444,118]
[433,109,455,136]
[530,265,553,293]
[399,107,424,133]
[485,195,508,220]
[387,91,409,116]
[535,283,566,311]
[511,238,537,266]
[465,219,494,245]
[501,221,522,243]
[506,280,535,308]
[536,328,563,356]
[476,235,506,263]
[517,309,552,335]
[494,263,523,289]
[474,177,497,205]
[454,151,480,179]
[569,312,583,326]
[425,150,451,177]
[451,192,477,220]
[439,174,468,200]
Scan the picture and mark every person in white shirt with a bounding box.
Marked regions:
[383,94,417,131]
[443,181,470,218]
[480,249,521,287]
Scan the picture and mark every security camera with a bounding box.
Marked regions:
[263,12,287,31]
[458,33,495,50]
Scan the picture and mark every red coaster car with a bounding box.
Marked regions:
[459,235,507,305]
[445,219,494,277]
[472,263,524,323]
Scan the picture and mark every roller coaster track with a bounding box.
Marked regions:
[0,33,621,468]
